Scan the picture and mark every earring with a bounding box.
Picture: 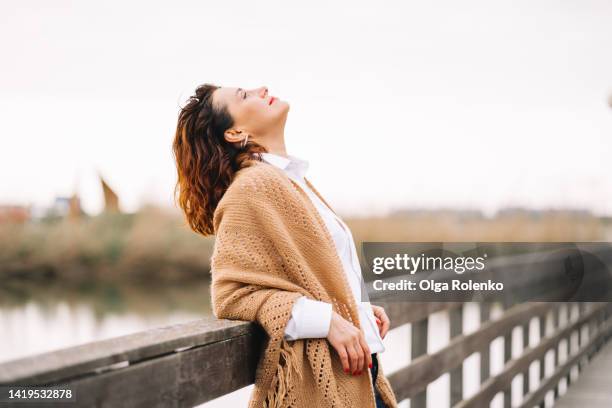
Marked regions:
[241,134,249,149]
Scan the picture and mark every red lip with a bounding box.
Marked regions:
[269,96,275,105]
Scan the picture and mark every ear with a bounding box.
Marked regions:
[224,128,243,144]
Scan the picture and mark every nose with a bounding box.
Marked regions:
[258,86,268,98]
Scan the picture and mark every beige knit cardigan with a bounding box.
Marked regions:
[210,158,399,408]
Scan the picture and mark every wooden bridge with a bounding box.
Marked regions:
[0,301,610,407]
[1,245,612,407]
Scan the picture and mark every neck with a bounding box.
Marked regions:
[261,128,288,157]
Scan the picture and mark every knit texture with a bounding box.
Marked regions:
[210,159,399,408]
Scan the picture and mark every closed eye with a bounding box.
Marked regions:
[242,90,247,100]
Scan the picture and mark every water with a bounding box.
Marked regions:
[0,283,582,408]
[0,281,212,363]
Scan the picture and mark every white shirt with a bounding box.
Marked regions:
[260,152,385,354]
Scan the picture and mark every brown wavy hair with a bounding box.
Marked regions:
[172,83,268,236]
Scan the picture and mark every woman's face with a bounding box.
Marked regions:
[212,86,290,141]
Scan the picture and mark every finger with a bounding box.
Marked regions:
[354,338,364,374]
[381,322,389,338]
[380,310,389,326]
[381,314,391,338]
[336,345,350,374]
[346,343,359,374]
[371,305,380,318]
[359,334,372,371]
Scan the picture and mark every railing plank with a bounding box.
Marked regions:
[65,333,259,407]
[0,317,257,385]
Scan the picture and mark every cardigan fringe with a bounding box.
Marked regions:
[264,339,303,408]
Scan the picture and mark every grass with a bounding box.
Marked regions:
[0,206,607,284]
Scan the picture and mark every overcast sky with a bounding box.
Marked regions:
[1,0,611,217]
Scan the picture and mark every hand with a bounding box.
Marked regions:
[326,311,372,376]
[371,304,390,339]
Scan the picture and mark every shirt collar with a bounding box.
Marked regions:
[260,152,310,180]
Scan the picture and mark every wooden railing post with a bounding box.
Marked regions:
[565,303,574,388]
[537,310,547,408]
[411,317,428,408]
[450,305,463,406]
[503,300,512,408]
[577,303,586,373]
[522,318,530,399]
[597,307,606,352]
[552,305,560,401]
[587,304,597,361]
[480,302,490,387]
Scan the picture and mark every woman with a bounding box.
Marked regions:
[172,83,398,408]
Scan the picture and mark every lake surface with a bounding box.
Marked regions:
[0,282,579,408]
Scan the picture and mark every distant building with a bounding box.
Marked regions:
[0,205,31,224]
[45,193,84,220]
[51,196,71,216]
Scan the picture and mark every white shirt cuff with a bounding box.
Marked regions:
[284,296,333,340]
